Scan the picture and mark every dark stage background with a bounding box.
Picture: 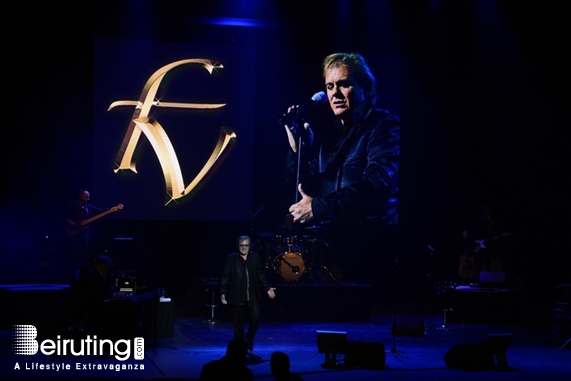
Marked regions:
[1,1,569,317]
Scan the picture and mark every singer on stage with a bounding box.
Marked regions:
[220,235,276,352]
[282,52,399,225]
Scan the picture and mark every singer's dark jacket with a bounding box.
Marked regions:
[288,101,399,224]
[220,251,272,305]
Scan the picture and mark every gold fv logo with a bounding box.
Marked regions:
[109,59,236,205]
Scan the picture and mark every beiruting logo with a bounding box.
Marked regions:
[13,325,144,361]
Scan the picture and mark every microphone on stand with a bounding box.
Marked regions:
[280,92,327,204]
[278,91,327,136]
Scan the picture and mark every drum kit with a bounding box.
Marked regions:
[258,225,329,282]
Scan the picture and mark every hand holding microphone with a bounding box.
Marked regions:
[284,118,312,153]
[280,92,326,152]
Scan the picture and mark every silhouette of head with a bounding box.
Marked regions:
[225,338,248,364]
[93,255,113,274]
[270,351,291,375]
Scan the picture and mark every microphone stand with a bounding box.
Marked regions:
[295,135,302,203]
[280,95,324,206]
[148,287,177,353]
[250,205,265,237]
[387,259,408,360]
[427,245,436,330]
[283,112,304,204]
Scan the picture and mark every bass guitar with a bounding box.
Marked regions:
[474,232,511,252]
[458,231,511,278]
[67,204,123,236]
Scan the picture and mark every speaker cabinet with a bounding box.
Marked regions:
[444,333,512,370]
[444,343,495,370]
[391,315,425,337]
[345,341,386,369]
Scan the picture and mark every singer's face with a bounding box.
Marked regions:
[325,66,365,121]
[238,239,250,256]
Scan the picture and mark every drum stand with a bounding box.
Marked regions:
[319,265,337,282]
[303,229,336,283]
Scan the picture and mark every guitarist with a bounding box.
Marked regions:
[458,230,477,280]
[66,190,120,282]
[468,204,510,274]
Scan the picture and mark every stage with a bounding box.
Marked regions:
[1,283,570,380]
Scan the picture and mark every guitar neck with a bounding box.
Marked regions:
[482,233,510,244]
[81,206,120,226]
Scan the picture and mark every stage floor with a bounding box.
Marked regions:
[1,304,570,380]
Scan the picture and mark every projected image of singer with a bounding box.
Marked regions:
[281,53,399,225]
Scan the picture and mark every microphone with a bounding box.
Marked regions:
[279,91,327,134]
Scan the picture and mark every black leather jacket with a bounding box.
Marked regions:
[220,251,271,305]
[288,102,399,224]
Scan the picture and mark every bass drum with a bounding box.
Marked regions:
[274,252,305,281]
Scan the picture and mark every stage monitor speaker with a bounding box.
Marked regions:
[444,333,512,370]
[486,333,513,368]
[316,330,347,368]
[345,341,386,369]
[391,315,425,337]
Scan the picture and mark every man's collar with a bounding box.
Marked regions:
[335,100,373,129]
[351,100,371,122]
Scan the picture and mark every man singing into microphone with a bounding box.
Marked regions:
[220,235,276,352]
[283,52,399,226]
